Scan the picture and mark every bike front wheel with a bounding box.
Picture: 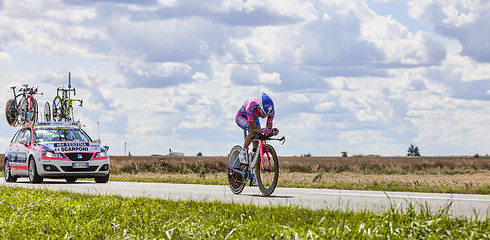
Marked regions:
[255,144,279,196]
[227,145,246,194]
[52,96,63,121]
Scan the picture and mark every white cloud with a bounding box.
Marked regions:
[0,51,11,62]
[313,101,335,112]
[119,61,194,88]
[259,72,281,84]
[408,0,490,62]
[448,54,490,82]
[442,4,475,27]
[288,93,309,103]
[361,13,446,65]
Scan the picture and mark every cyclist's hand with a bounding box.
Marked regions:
[272,128,279,136]
[263,127,272,136]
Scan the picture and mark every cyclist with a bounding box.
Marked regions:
[235,93,279,185]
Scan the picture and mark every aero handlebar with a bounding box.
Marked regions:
[252,134,286,145]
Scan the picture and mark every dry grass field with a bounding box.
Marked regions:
[107,155,490,194]
[108,155,490,174]
[2,154,489,193]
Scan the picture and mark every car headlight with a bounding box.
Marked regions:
[95,151,107,158]
[42,151,64,158]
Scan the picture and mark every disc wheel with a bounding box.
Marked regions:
[255,144,279,196]
[44,102,51,122]
[52,96,63,122]
[227,145,246,194]
[5,99,17,127]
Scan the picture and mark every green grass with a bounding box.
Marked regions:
[110,175,490,195]
[0,186,487,239]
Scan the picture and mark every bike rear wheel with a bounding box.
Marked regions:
[28,98,38,125]
[52,96,63,121]
[256,144,279,196]
[5,99,17,127]
[227,145,246,194]
[44,102,51,122]
[19,98,29,125]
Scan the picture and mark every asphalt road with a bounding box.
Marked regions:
[1,179,488,220]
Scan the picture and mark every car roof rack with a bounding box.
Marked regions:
[33,121,81,128]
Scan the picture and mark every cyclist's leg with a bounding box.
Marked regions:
[248,118,261,186]
[235,114,249,132]
[252,118,260,150]
[235,114,250,164]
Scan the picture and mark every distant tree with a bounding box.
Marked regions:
[301,153,312,157]
[341,151,348,157]
[128,151,132,156]
[407,144,420,156]
[197,152,203,156]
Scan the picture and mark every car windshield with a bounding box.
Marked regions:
[34,128,92,143]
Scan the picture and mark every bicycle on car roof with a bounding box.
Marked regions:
[45,72,83,122]
[5,84,42,127]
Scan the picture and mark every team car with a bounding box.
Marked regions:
[4,122,110,183]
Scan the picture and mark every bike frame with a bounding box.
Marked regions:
[56,86,82,121]
[231,136,275,179]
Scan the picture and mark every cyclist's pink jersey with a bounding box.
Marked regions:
[236,98,274,130]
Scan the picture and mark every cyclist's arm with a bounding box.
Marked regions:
[248,120,262,134]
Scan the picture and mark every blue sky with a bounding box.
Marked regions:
[1,0,490,156]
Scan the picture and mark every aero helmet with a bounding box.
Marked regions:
[259,93,274,116]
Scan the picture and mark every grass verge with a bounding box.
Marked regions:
[0,186,487,239]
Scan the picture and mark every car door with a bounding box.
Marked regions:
[17,127,32,175]
[6,129,21,174]
[10,128,30,176]
[9,128,27,175]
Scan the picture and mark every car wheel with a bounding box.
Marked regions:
[4,159,17,182]
[94,172,110,183]
[65,177,77,183]
[28,157,43,184]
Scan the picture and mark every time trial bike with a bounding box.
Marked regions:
[5,84,41,127]
[227,132,285,196]
[50,73,83,122]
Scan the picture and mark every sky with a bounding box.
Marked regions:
[1,0,490,157]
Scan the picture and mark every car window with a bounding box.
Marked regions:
[24,129,32,145]
[14,129,27,144]
[34,128,92,143]
[11,129,22,143]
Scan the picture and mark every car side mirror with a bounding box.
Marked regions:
[19,138,28,146]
